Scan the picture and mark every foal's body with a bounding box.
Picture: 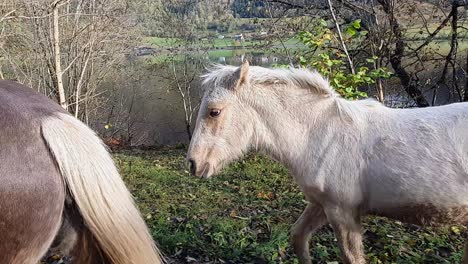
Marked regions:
[187,62,468,263]
[364,105,468,224]
[297,102,468,224]
[290,102,468,263]
[0,80,161,263]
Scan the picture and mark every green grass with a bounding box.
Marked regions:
[406,22,468,40]
[408,39,468,56]
[144,37,182,48]
[115,148,466,263]
[145,36,261,49]
[207,49,236,58]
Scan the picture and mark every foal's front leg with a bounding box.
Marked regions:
[325,206,365,264]
[291,203,327,264]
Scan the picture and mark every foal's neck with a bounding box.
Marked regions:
[246,85,339,171]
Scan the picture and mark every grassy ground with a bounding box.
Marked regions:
[407,40,468,57]
[115,147,466,264]
[145,36,259,49]
[406,21,468,40]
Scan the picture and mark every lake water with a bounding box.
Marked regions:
[95,49,289,146]
[95,47,459,146]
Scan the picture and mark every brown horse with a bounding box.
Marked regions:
[0,80,162,264]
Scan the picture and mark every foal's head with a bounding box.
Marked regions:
[187,61,344,178]
[187,61,254,178]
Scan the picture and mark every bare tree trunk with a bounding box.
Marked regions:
[74,51,91,117]
[52,0,67,109]
[74,8,95,118]
[449,3,461,102]
[378,0,429,107]
[377,79,384,103]
[185,123,192,141]
[327,0,355,75]
[464,50,468,102]
[365,0,385,103]
[0,64,4,79]
[172,60,193,141]
[428,1,464,103]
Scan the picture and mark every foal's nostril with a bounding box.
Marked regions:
[188,159,196,175]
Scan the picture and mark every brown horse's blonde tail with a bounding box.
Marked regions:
[41,113,162,264]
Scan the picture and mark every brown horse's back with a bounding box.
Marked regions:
[0,80,66,263]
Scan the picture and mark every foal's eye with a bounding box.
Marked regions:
[209,109,221,118]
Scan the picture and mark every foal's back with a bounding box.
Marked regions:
[365,102,468,226]
[0,81,65,263]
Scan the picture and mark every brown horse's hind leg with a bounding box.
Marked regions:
[291,203,327,264]
[53,205,109,264]
[70,227,110,264]
[0,185,64,264]
[49,209,79,257]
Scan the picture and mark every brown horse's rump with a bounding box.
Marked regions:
[0,81,66,263]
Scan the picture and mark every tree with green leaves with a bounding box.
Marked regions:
[297,18,392,100]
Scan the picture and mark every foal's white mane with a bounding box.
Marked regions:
[202,64,336,96]
[202,64,382,121]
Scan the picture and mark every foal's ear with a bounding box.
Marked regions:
[234,60,250,90]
